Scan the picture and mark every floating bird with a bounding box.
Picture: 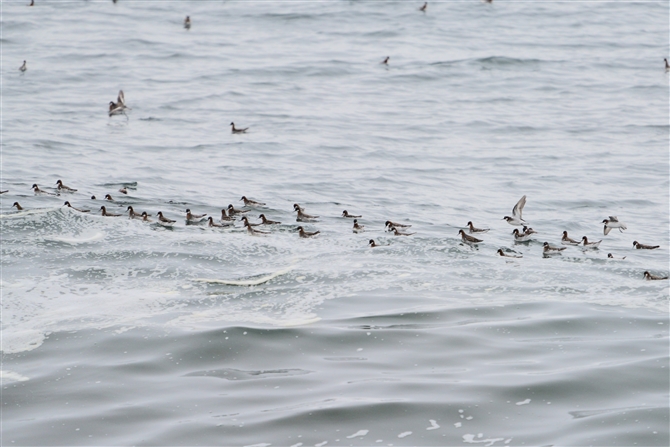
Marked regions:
[140,212,152,222]
[127,206,142,219]
[29,1,34,6]
[419,2,427,12]
[503,195,526,226]
[108,90,129,117]
[240,216,260,227]
[512,228,532,242]
[459,229,481,244]
[342,210,361,218]
[91,195,96,200]
[12,202,24,210]
[522,226,537,235]
[296,226,320,238]
[100,206,121,217]
[157,211,176,224]
[561,231,581,246]
[119,187,128,194]
[381,56,389,65]
[602,216,627,235]
[231,122,248,134]
[607,253,626,260]
[369,239,379,247]
[543,242,566,254]
[220,209,235,221]
[294,204,318,222]
[104,194,114,201]
[665,58,669,72]
[19,60,27,72]
[353,219,365,233]
[227,204,249,215]
[497,248,522,258]
[240,196,266,207]
[244,220,270,235]
[32,184,57,195]
[56,179,77,192]
[385,220,411,230]
[208,216,229,228]
[63,201,89,213]
[581,236,602,248]
[184,16,191,30]
[633,241,659,250]
[259,214,281,225]
[392,227,416,236]
[186,208,206,221]
[644,271,668,280]
[467,221,489,234]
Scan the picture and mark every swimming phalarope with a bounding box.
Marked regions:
[227,204,249,215]
[543,242,566,254]
[607,253,626,260]
[512,228,532,242]
[296,226,320,238]
[56,180,77,192]
[244,220,270,235]
[644,271,668,280]
[467,221,489,234]
[186,209,207,221]
[503,195,527,226]
[522,226,537,235]
[140,212,152,222]
[561,231,580,246]
[419,2,427,12]
[497,248,522,258]
[293,203,305,212]
[109,90,130,117]
[581,236,602,248]
[633,241,659,250]
[119,187,128,195]
[240,196,266,207]
[63,201,90,213]
[369,239,379,247]
[342,210,361,218]
[458,229,481,243]
[208,216,230,228]
[258,214,281,225]
[12,202,24,210]
[100,206,121,217]
[390,227,415,236]
[353,219,365,233]
[602,216,627,235]
[19,60,27,72]
[381,56,389,65]
[240,216,260,227]
[32,184,57,196]
[104,194,114,201]
[184,16,191,30]
[385,220,411,230]
[127,206,145,219]
[220,209,235,221]
[156,211,176,224]
[230,122,248,134]
[294,204,318,222]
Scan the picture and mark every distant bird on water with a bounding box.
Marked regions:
[633,241,659,250]
[419,2,427,12]
[29,0,34,6]
[231,122,248,133]
[19,61,27,72]
[109,90,130,117]
[381,56,389,65]
[184,16,191,30]
[665,58,669,72]
[644,271,668,280]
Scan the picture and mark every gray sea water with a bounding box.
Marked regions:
[1,1,669,445]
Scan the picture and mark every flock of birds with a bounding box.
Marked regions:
[12,2,667,282]
[4,183,667,281]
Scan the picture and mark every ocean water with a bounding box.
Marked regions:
[1,1,668,445]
